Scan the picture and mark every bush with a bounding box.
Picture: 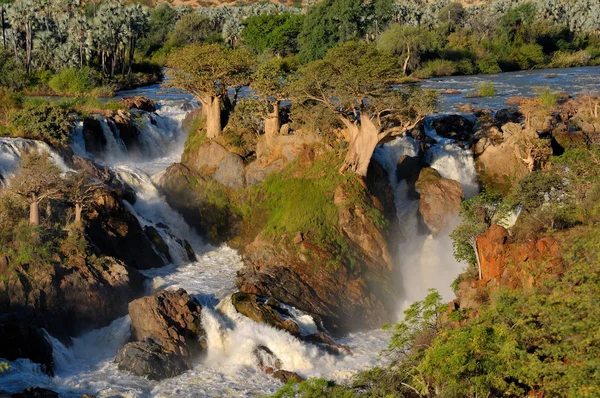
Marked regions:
[48,67,97,96]
[474,81,497,97]
[9,103,70,146]
[413,59,458,78]
[476,58,502,74]
[549,50,592,68]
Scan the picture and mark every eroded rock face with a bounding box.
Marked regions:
[116,289,206,380]
[86,189,166,270]
[414,168,464,235]
[476,225,563,287]
[9,387,60,398]
[0,254,144,359]
[231,293,301,336]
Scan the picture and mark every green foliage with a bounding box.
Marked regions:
[48,67,97,96]
[8,103,70,146]
[474,81,497,97]
[413,59,457,78]
[242,13,303,56]
[167,13,221,47]
[451,189,508,265]
[0,362,9,374]
[534,87,559,107]
[268,378,355,398]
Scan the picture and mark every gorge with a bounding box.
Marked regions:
[1,64,599,397]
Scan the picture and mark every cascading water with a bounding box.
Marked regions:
[0,93,390,397]
[374,117,478,314]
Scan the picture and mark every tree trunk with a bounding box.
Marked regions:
[1,6,6,51]
[340,114,380,177]
[205,96,222,139]
[30,197,40,225]
[75,203,83,224]
[264,101,280,138]
[403,44,411,75]
[25,24,32,74]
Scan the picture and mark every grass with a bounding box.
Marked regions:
[534,87,559,107]
[474,81,497,97]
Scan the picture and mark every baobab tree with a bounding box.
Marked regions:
[65,171,102,225]
[167,43,255,139]
[9,152,63,225]
[292,41,436,176]
[250,57,295,138]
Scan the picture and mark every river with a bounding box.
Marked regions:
[1,65,599,397]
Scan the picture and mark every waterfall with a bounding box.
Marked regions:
[0,138,71,187]
[374,122,478,314]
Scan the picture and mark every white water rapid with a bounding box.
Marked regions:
[0,94,392,397]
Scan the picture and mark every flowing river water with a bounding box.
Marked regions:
[1,65,599,397]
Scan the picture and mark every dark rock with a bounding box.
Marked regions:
[72,156,136,203]
[143,226,171,262]
[495,108,521,124]
[406,120,426,140]
[116,289,206,380]
[213,153,246,189]
[82,118,107,155]
[302,332,351,355]
[231,292,301,336]
[10,388,59,398]
[86,189,166,270]
[115,338,189,381]
[0,317,54,376]
[272,370,305,384]
[432,115,474,141]
[181,239,197,262]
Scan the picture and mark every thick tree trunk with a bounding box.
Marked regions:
[264,101,280,138]
[204,96,222,139]
[25,24,32,74]
[75,203,83,224]
[1,6,6,51]
[340,114,380,177]
[30,198,40,225]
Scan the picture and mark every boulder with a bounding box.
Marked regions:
[213,153,246,189]
[245,158,287,186]
[0,317,54,376]
[495,108,521,124]
[116,289,206,380]
[121,96,156,113]
[432,115,474,141]
[254,344,282,371]
[414,168,464,235]
[114,338,189,381]
[72,156,136,203]
[186,141,229,175]
[143,226,171,262]
[231,293,301,336]
[272,370,305,384]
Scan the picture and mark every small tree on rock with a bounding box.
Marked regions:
[9,152,63,225]
[292,41,437,176]
[65,171,102,225]
[167,43,255,139]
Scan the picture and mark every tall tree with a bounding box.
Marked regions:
[167,43,255,139]
[9,152,63,225]
[0,0,13,51]
[292,41,436,176]
[65,172,101,224]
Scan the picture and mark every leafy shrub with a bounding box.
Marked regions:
[534,87,559,107]
[476,58,502,74]
[48,67,96,96]
[414,59,458,78]
[9,103,70,147]
[474,81,497,97]
[549,50,592,68]
[0,88,23,125]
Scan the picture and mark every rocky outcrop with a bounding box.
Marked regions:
[476,225,563,287]
[237,177,395,335]
[245,158,287,186]
[9,387,60,398]
[432,115,474,141]
[0,316,54,376]
[116,289,206,380]
[158,163,240,245]
[72,156,136,203]
[86,189,166,270]
[0,254,144,346]
[472,121,552,191]
[231,293,301,336]
[121,96,156,113]
[272,370,305,384]
[414,168,464,235]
